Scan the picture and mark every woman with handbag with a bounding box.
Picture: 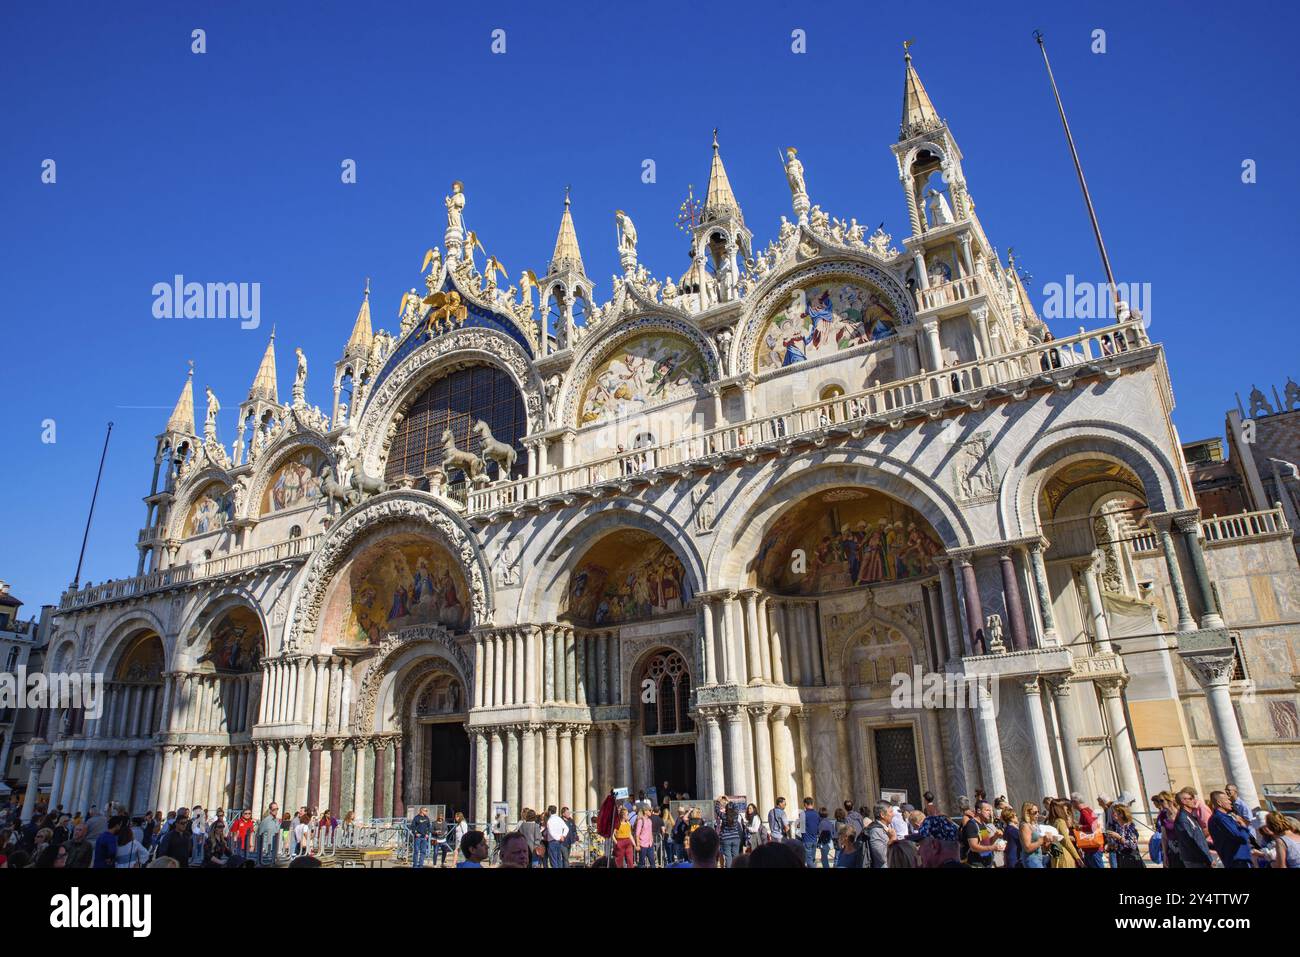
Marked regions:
[744,803,764,851]
[1105,803,1144,868]
[1047,800,1084,868]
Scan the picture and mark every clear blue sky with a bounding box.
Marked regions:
[2,1,1296,611]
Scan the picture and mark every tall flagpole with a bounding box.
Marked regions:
[72,421,113,589]
[1033,30,1122,319]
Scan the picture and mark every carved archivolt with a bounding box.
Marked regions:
[355,326,545,475]
[352,625,473,734]
[734,259,916,377]
[284,491,493,653]
[558,314,721,429]
[243,432,336,522]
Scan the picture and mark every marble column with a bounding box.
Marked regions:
[771,706,798,803]
[832,708,854,803]
[704,712,726,799]
[575,635,588,706]
[47,751,66,813]
[543,626,555,704]
[1157,523,1198,632]
[724,708,746,797]
[765,598,785,685]
[372,739,388,819]
[749,707,774,813]
[743,592,762,685]
[391,736,404,818]
[329,742,344,814]
[1026,542,1059,645]
[543,727,558,808]
[564,629,578,704]
[504,632,515,706]
[972,680,1007,799]
[473,636,485,709]
[474,731,489,825]
[20,747,51,822]
[1047,676,1086,796]
[615,722,632,792]
[1176,515,1224,629]
[601,726,615,797]
[958,557,985,654]
[1078,553,1113,653]
[701,599,718,685]
[792,708,814,800]
[999,550,1030,651]
[521,725,538,812]
[488,728,504,805]
[558,727,574,810]
[1098,677,1143,810]
[596,636,609,705]
[1181,648,1258,810]
[505,727,520,818]
[573,727,589,813]
[1022,679,1058,800]
[308,742,323,811]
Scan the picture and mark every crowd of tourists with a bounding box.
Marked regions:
[3,778,1297,869]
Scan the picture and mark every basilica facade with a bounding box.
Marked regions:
[28,53,1300,826]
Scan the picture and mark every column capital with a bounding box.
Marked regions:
[772,705,792,721]
[1095,674,1129,696]
[696,588,738,603]
[746,705,771,720]
[1044,674,1073,697]
[1020,678,1043,697]
[1180,649,1237,690]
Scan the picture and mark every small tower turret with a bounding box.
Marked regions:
[333,280,374,426]
[539,189,593,354]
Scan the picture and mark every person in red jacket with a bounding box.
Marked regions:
[228,809,256,855]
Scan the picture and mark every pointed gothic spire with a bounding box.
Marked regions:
[548,187,585,276]
[900,43,943,141]
[166,361,196,436]
[703,128,744,226]
[248,327,279,403]
[344,279,373,358]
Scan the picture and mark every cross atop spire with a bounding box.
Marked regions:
[900,43,943,141]
[548,187,585,276]
[703,128,744,227]
[165,361,196,436]
[248,329,279,403]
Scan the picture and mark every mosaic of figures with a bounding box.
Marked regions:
[196,606,263,673]
[562,531,693,626]
[331,536,471,646]
[755,488,943,595]
[115,635,165,682]
[186,483,235,535]
[756,280,898,373]
[415,674,464,717]
[260,449,327,515]
[579,333,707,425]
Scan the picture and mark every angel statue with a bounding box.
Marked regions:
[518,269,541,310]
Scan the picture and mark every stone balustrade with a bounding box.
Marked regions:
[59,532,323,611]
[469,319,1150,516]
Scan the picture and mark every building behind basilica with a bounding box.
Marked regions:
[20,52,1300,826]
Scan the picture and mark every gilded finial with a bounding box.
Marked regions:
[564,184,571,207]
[364,277,371,298]
[187,359,194,376]
[712,127,719,150]
[903,38,914,60]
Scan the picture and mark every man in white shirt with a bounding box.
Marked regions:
[890,804,910,841]
[545,805,569,868]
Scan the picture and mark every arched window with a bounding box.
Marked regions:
[641,650,692,736]
[289,525,302,538]
[385,365,525,484]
